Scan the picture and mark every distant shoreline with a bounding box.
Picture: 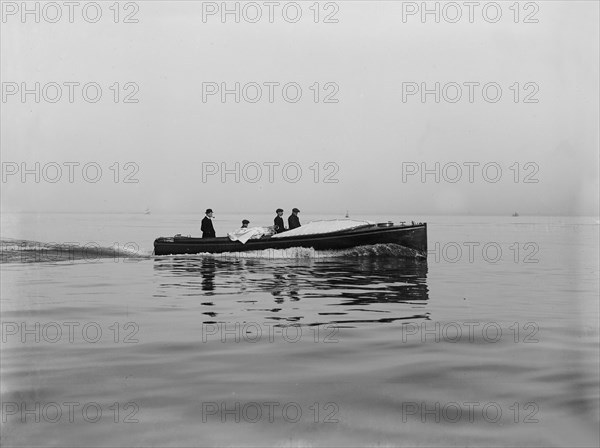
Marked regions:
[2,211,598,218]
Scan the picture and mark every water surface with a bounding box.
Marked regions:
[1,214,598,446]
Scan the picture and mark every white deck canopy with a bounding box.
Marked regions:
[271,219,374,239]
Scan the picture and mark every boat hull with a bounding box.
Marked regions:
[154,223,427,256]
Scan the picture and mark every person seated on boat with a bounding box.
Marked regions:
[201,209,216,238]
[241,219,250,229]
[288,208,301,230]
[274,208,286,233]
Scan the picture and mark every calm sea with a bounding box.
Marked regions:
[1,213,598,447]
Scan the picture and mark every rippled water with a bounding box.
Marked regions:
[1,214,598,447]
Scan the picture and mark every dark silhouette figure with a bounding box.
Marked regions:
[288,208,301,230]
[274,208,286,233]
[201,209,216,238]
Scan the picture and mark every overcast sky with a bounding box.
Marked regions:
[1,1,598,216]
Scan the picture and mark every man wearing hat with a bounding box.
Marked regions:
[288,208,301,230]
[241,219,250,229]
[201,209,216,238]
[274,208,286,233]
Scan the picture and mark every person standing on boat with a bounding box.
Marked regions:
[274,208,286,233]
[288,208,301,230]
[241,219,250,228]
[201,209,216,238]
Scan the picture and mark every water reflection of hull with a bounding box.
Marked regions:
[153,257,430,326]
[154,223,427,256]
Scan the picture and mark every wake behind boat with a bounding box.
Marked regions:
[153,219,427,257]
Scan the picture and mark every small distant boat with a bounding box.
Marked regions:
[345,210,349,218]
[154,221,427,256]
[512,212,519,217]
[144,208,151,215]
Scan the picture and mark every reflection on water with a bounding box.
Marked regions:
[153,256,429,327]
[200,257,216,293]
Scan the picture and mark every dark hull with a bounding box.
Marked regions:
[154,223,427,257]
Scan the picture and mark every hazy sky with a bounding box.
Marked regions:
[1,1,598,216]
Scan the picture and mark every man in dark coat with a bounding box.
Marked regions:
[201,209,216,238]
[274,208,286,233]
[288,208,301,230]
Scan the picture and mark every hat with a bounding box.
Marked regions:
[276,208,283,213]
[292,208,300,213]
[242,219,250,224]
[206,208,213,214]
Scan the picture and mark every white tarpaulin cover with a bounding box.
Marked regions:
[228,227,275,244]
[271,219,374,239]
